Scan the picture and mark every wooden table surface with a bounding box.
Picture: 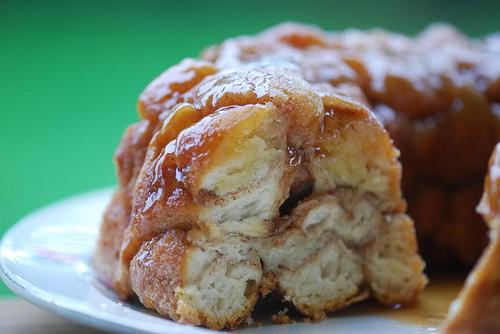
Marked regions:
[0,298,107,334]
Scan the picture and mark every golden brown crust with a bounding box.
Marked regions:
[115,120,156,203]
[138,59,217,121]
[93,190,129,286]
[130,229,188,321]
[478,143,500,226]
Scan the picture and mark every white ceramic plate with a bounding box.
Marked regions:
[0,188,440,334]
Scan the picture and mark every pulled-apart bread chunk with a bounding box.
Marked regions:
[442,143,500,334]
[261,190,423,316]
[95,58,426,329]
[130,229,262,329]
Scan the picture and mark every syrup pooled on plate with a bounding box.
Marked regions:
[345,275,464,330]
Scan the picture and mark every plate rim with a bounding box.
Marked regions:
[0,187,215,334]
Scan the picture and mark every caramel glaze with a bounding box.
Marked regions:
[341,275,464,329]
[204,23,500,267]
[133,67,324,223]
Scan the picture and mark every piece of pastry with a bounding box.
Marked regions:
[204,23,500,266]
[95,23,500,330]
[95,60,426,329]
[442,143,500,333]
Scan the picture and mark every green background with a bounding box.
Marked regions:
[1,0,499,296]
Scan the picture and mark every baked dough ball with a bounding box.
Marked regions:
[442,143,500,334]
[95,59,426,329]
